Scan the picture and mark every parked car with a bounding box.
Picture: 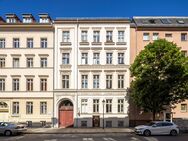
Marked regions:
[0,122,27,136]
[135,121,179,136]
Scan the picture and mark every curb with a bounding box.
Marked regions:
[25,131,134,134]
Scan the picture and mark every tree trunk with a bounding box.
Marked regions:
[152,111,156,121]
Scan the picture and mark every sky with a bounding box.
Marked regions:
[0,0,187,20]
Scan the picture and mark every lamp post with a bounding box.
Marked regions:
[102,99,105,129]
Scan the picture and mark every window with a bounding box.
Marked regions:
[0,38,5,48]
[165,33,172,38]
[0,58,5,68]
[93,99,99,113]
[40,78,47,91]
[81,99,88,113]
[93,53,100,64]
[118,31,125,42]
[106,31,113,42]
[81,31,88,42]
[26,102,33,114]
[13,58,19,68]
[62,31,70,42]
[62,75,69,88]
[106,99,112,113]
[106,53,113,64]
[27,38,33,48]
[153,33,159,40]
[106,121,112,127]
[81,75,88,89]
[161,19,171,24]
[181,33,187,41]
[40,102,47,114]
[106,75,112,89]
[81,53,88,64]
[62,53,70,64]
[40,58,47,68]
[118,99,124,113]
[0,79,5,91]
[81,121,87,127]
[118,121,124,127]
[12,79,19,91]
[7,18,16,23]
[13,38,20,48]
[118,53,124,64]
[26,79,33,91]
[26,58,33,68]
[118,75,124,89]
[41,38,47,48]
[12,102,19,115]
[181,51,187,57]
[93,75,99,89]
[181,104,187,112]
[93,31,100,42]
[143,33,149,41]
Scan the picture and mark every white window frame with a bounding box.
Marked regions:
[93,99,99,113]
[27,58,33,68]
[0,58,5,68]
[81,75,88,89]
[12,102,19,115]
[40,102,47,114]
[0,79,5,91]
[143,33,150,41]
[0,38,5,48]
[93,31,100,42]
[62,75,69,89]
[40,58,47,68]
[40,78,47,91]
[106,99,112,113]
[26,78,33,91]
[26,102,33,114]
[118,99,124,113]
[62,31,70,42]
[118,31,125,42]
[62,53,70,64]
[12,79,19,91]
[106,75,112,89]
[93,75,100,89]
[118,75,124,89]
[93,53,100,64]
[41,38,47,48]
[13,38,20,48]
[81,99,88,113]
[81,53,88,65]
[118,53,124,64]
[106,53,113,64]
[27,38,33,48]
[81,31,88,42]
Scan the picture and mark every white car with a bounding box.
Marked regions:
[0,122,27,136]
[135,121,179,136]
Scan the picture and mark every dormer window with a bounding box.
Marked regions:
[23,18,32,23]
[39,18,49,23]
[6,18,16,23]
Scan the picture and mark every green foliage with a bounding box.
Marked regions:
[130,39,188,118]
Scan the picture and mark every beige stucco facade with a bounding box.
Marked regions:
[0,16,54,126]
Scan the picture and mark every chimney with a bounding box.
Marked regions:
[39,13,51,23]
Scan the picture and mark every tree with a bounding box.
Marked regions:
[130,39,188,121]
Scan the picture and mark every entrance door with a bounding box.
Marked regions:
[93,116,100,127]
[59,100,74,128]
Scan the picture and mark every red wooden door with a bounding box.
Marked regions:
[59,107,73,128]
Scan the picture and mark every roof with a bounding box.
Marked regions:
[133,16,188,28]
[54,17,131,24]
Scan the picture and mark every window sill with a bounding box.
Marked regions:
[11,114,19,117]
[116,42,127,45]
[92,42,102,45]
[80,42,89,45]
[104,42,115,45]
[60,42,72,46]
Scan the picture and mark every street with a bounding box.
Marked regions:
[0,133,188,141]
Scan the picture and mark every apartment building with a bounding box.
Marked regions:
[54,18,130,128]
[0,14,54,126]
[130,17,188,126]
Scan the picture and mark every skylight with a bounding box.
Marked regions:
[177,19,185,24]
[161,19,171,24]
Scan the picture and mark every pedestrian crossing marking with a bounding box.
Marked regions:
[83,138,94,141]
[103,137,117,141]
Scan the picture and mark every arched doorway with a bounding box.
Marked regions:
[59,99,74,128]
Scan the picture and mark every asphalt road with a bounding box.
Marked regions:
[0,133,188,141]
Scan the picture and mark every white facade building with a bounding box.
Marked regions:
[54,18,130,128]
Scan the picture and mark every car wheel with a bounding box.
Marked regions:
[4,130,12,136]
[144,130,151,136]
[170,130,178,136]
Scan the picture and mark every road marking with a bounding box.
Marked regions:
[130,137,140,141]
[44,139,57,141]
[144,137,158,141]
[4,136,24,141]
[83,138,94,141]
[103,137,117,141]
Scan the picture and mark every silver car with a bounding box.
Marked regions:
[0,122,27,136]
[135,121,179,136]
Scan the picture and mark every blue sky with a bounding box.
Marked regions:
[0,0,187,19]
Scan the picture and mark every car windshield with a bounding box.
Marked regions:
[147,122,156,126]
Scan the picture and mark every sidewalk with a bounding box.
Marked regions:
[26,127,134,134]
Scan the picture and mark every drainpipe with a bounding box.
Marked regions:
[52,21,55,128]
[76,18,79,128]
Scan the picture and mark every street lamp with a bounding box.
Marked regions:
[102,99,105,129]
